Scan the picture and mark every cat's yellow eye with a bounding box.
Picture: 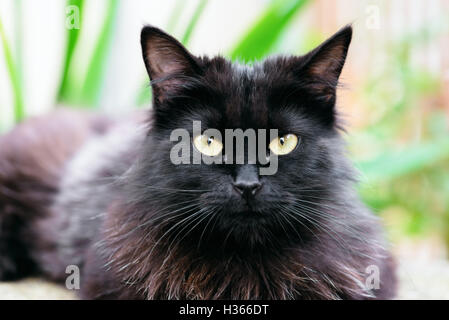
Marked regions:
[269,134,299,155]
[193,135,223,157]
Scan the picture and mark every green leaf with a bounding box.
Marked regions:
[136,0,208,106]
[57,0,85,104]
[79,0,119,107]
[356,137,449,184]
[181,0,208,46]
[166,0,187,33]
[0,16,24,122]
[229,0,310,62]
[13,0,23,87]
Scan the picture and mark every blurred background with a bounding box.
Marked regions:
[0,0,448,298]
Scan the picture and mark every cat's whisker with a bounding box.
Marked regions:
[277,203,320,242]
[272,204,302,243]
[287,202,363,250]
[169,207,217,253]
[119,204,203,260]
[297,195,346,203]
[165,207,211,252]
[289,201,364,234]
[292,198,345,212]
[146,204,208,259]
[124,200,201,235]
[197,207,220,250]
[278,202,343,245]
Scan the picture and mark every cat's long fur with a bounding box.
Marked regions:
[0,25,397,299]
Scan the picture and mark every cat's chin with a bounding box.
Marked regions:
[230,213,263,223]
[225,209,273,225]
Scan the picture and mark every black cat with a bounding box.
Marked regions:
[0,25,396,299]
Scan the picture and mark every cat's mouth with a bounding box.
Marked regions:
[232,210,262,218]
[226,204,270,221]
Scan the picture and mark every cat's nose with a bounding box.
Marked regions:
[233,181,262,199]
[233,165,262,199]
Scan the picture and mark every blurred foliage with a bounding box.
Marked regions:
[0,0,448,249]
[57,0,85,104]
[136,0,209,106]
[230,0,310,62]
[349,21,449,246]
[0,15,24,121]
[181,0,208,46]
[58,0,119,107]
[79,0,119,106]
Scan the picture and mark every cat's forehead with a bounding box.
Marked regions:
[230,62,261,79]
[201,57,295,129]
[226,63,267,128]
[228,58,283,83]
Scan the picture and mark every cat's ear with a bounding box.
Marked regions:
[141,26,202,103]
[299,25,352,98]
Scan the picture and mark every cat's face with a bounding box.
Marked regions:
[134,26,353,250]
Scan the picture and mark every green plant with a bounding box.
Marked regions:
[230,0,310,62]
[350,20,449,248]
[58,0,119,107]
[0,16,24,122]
[136,0,210,106]
[57,0,85,104]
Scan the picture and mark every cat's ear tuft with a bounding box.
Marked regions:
[301,25,352,88]
[141,26,202,103]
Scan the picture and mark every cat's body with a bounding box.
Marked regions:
[0,26,397,299]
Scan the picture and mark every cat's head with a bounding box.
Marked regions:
[133,25,354,251]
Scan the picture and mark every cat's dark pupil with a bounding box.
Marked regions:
[207,137,214,146]
[280,137,285,145]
